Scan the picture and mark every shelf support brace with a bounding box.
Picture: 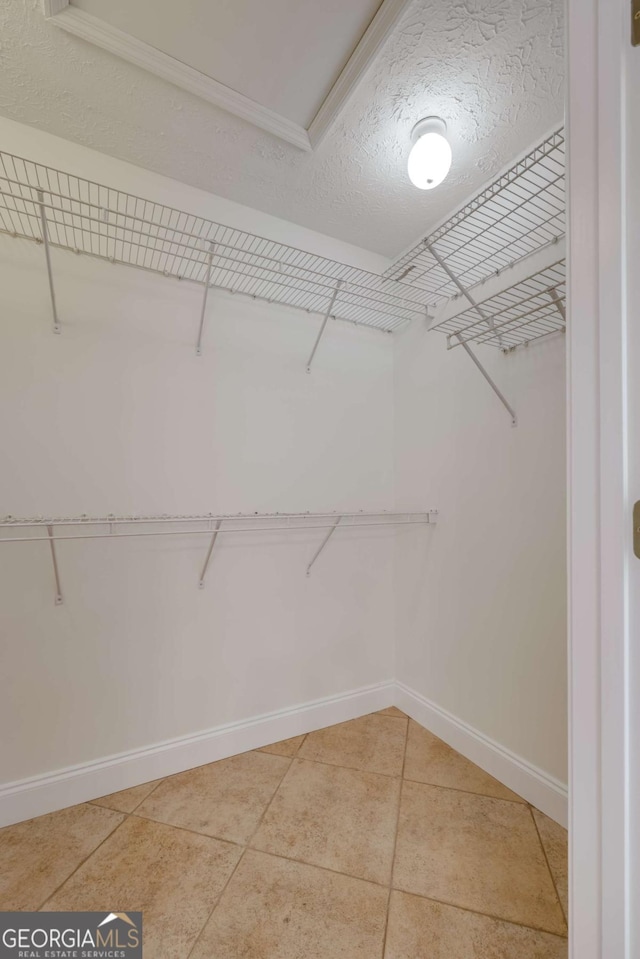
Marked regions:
[425,242,517,426]
[425,240,502,344]
[47,525,63,605]
[306,280,342,372]
[198,519,222,588]
[37,190,61,334]
[549,288,566,324]
[306,516,341,576]
[456,335,518,426]
[196,244,215,356]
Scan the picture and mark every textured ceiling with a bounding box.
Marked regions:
[0,0,564,257]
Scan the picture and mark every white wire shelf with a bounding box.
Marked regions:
[0,151,431,336]
[384,128,565,304]
[431,255,566,351]
[0,510,437,601]
[380,128,566,424]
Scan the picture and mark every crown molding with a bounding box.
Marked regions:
[308,0,414,149]
[42,1,312,151]
[43,0,413,152]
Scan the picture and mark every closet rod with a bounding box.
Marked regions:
[0,510,436,529]
[0,518,434,543]
[0,511,437,602]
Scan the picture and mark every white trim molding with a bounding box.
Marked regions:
[42,0,413,152]
[0,681,394,828]
[307,0,414,149]
[0,679,569,829]
[567,0,632,956]
[42,2,311,151]
[396,682,568,826]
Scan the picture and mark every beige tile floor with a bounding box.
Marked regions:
[0,709,568,958]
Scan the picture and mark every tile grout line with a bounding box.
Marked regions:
[126,810,244,849]
[380,710,410,959]
[185,754,296,959]
[391,886,569,940]
[185,845,249,959]
[291,753,403,779]
[36,812,126,912]
[129,777,168,813]
[86,757,527,813]
[401,775,527,805]
[242,844,390,891]
[87,776,170,816]
[528,805,568,928]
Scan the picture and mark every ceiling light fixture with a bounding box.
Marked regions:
[407,117,452,190]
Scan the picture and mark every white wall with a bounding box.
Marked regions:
[394,321,567,785]
[0,152,395,787]
[0,118,567,820]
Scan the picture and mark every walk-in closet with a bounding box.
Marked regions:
[5,1,628,956]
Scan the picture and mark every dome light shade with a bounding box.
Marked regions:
[407,117,452,190]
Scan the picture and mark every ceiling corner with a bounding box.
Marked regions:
[309,0,415,148]
[43,0,69,17]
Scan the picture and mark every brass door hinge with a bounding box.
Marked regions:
[633,0,640,46]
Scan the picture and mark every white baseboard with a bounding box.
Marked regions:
[0,681,394,827]
[0,679,567,829]
[395,682,568,827]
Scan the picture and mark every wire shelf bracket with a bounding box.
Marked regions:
[456,335,517,427]
[198,518,222,588]
[37,190,61,334]
[195,243,215,356]
[47,523,63,605]
[0,510,438,601]
[306,515,341,575]
[548,287,566,324]
[426,241,517,426]
[306,280,342,372]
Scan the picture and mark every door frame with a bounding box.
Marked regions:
[567,0,630,956]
